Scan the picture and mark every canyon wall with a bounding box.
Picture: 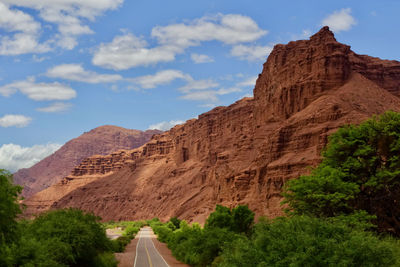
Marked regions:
[14,126,161,197]
[25,27,400,222]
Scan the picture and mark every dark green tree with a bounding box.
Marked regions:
[16,208,115,266]
[283,111,400,235]
[0,169,22,266]
[232,205,255,235]
[218,216,400,267]
[205,205,233,230]
[169,217,181,229]
[0,169,22,244]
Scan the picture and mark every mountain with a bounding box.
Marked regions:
[24,27,400,222]
[14,126,161,197]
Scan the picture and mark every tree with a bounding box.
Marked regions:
[218,216,400,267]
[17,209,114,266]
[0,169,22,244]
[0,169,22,266]
[283,111,400,235]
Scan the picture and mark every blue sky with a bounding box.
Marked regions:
[0,0,399,172]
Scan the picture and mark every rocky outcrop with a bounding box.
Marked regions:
[25,27,400,222]
[14,126,161,197]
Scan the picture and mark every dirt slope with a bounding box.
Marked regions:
[14,126,160,197]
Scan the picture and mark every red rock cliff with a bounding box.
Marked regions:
[26,27,400,222]
[14,126,161,197]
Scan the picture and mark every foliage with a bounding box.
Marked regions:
[150,205,253,267]
[103,220,144,252]
[283,111,400,235]
[205,204,254,235]
[218,215,400,267]
[0,170,22,267]
[169,217,181,229]
[14,209,114,267]
[0,169,22,244]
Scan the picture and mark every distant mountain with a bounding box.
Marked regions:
[14,125,161,197]
[25,27,400,222]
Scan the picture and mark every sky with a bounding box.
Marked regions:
[0,0,399,172]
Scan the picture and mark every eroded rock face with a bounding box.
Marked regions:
[25,27,400,222]
[14,126,161,197]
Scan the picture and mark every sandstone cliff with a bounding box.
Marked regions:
[25,27,400,222]
[14,126,161,197]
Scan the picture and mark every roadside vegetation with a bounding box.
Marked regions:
[151,111,400,267]
[103,220,146,252]
[0,170,118,267]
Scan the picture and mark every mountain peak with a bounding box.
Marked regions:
[310,26,337,43]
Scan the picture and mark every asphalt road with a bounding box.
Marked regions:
[134,227,170,267]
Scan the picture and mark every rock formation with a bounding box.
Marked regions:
[25,27,400,222]
[14,126,161,197]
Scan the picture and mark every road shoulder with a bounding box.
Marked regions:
[152,237,190,267]
[115,238,138,267]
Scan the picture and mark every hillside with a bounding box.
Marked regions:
[24,27,400,222]
[14,126,161,197]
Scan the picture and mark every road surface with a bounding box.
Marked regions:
[134,227,170,267]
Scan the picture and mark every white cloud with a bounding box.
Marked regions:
[321,8,356,33]
[216,87,241,95]
[0,114,32,128]
[238,76,257,87]
[0,2,50,55]
[180,88,240,103]
[36,102,72,113]
[148,120,184,131]
[0,77,76,101]
[231,44,272,61]
[92,33,177,70]
[93,14,267,69]
[178,79,219,93]
[1,0,123,52]
[181,91,219,102]
[46,64,122,83]
[190,53,214,63]
[131,69,189,89]
[0,143,61,172]
[152,14,267,46]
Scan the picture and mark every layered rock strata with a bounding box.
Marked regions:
[25,27,400,222]
[14,126,161,197]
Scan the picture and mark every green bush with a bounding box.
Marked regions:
[218,216,400,267]
[283,111,400,235]
[205,205,254,235]
[169,217,181,229]
[153,225,173,243]
[123,225,140,239]
[15,209,114,266]
[110,236,131,253]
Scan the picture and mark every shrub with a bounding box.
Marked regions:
[283,111,400,235]
[218,216,400,267]
[16,209,114,266]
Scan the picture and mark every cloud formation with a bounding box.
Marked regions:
[321,8,356,33]
[0,143,61,172]
[93,14,267,70]
[46,64,123,83]
[238,76,258,87]
[148,120,184,131]
[230,44,272,61]
[131,69,189,89]
[191,53,214,63]
[1,0,123,54]
[0,77,76,101]
[0,2,50,55]
[36,102,72,113]
[0,114,32,128]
